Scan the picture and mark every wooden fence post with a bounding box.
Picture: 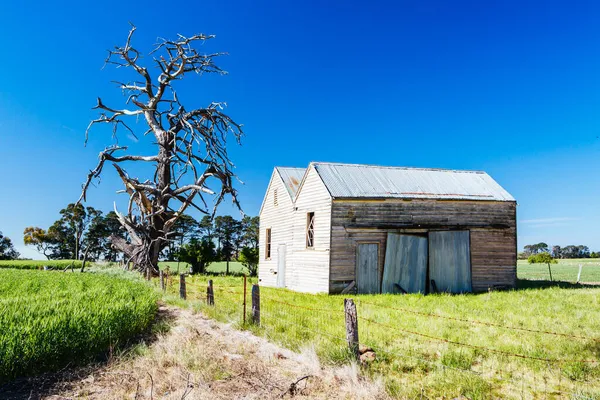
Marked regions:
[207,280,214,306]
[344,298,359,360]
[243,275,247,325]
[160,270,165,291]
[251,284,260,325]
[179,274,186,300]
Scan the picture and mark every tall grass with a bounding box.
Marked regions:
[0,259,83,270]
[0,269,158,383]
[158,274,600,398]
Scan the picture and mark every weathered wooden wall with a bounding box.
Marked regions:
[329,199,517,293]
[258,171,295,287]
[289,166,332,293]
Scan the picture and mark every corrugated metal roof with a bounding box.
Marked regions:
[275,167,306,199]
[312,162,515,201]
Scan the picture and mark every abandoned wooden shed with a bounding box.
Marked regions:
[258,162,517,294]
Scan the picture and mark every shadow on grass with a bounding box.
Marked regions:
[516,278,600,290]
[0,304,177,400]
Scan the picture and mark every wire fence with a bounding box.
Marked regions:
[150,272,600,399]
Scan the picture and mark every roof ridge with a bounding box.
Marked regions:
[310,162,486,174]
[275,166,306,170]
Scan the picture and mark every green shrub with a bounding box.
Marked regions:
[527,252,557,265]
[238,246,258,276]
[0,259,83,270]
[0,269,158,383]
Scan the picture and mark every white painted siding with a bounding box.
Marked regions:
[288,166,332,293]
[258,171,295,287]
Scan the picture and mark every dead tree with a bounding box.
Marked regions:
[78,25,243,276]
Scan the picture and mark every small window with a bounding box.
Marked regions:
[274,189,278,207]
[306,212,315,248]
[265,228,272,259]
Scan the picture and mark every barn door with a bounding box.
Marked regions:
[277,244,286,288]
[429,231,472,293]
[382,233,428,294]
[356,243,380,294]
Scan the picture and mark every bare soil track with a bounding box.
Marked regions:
[0,306,386,400]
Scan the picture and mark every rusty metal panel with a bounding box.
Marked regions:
[356,243,380,294]
[312,162,514,201]
[382,233,428,294]
[275,167,306,199]
[429,231,472,293]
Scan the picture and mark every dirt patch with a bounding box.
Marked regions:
[12,306,387,399]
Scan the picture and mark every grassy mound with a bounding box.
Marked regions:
[0,260,83,270]
[0,269,158,383]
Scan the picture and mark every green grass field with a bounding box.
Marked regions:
[518,258,600,282]
[3,257,599,397]
[158,260,246,274]
[0,259,83,270]
[157,274,600,399]
[0,269,158,383]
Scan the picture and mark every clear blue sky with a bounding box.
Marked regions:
[1,0,599,259]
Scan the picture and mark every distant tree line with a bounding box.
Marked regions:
[520,242,599,259]
[163,214,259,275]
[19,203,260,275]
[0,231,20,260]
[23,203,124,262]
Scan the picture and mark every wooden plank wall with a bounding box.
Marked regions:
[470,227,517,292]
[288,166,332,293]
[258,171,296,288]
[329,199,517,293]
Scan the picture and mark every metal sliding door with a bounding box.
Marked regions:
[429,231,472,293]
[356,243,380,294]
[382,233,428,294]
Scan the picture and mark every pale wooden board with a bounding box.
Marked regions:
[356,243,380,294]
[277,244,287,288]
[382,233,428,294]
[429,231,472,293]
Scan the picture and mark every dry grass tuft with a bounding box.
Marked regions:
[49,306,388,400]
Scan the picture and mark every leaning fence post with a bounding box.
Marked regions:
[577,264,583,283]
[344,298,359,360]
[243,275,247,325]
[179,274,186,300]
[251,284,260,325]
[207,279,214,306]
[160,270,165,291]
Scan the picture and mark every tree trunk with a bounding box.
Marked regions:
[80,247,91,273]
[75,228,79,260]
[110,235,160,276]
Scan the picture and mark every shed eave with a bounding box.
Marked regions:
[331,196,517,202]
